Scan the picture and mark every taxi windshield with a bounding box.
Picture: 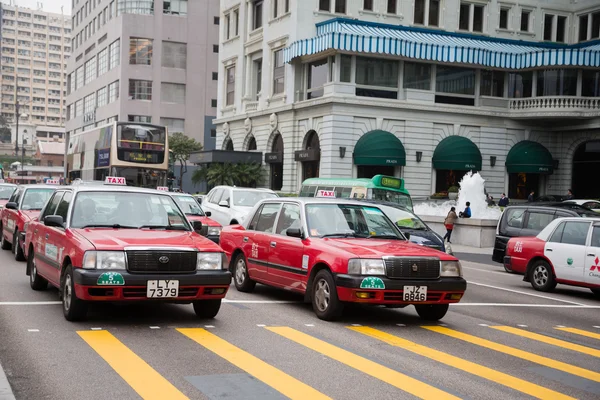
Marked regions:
[232,190,277,207]
[0,186,16,200]
[70,191,191,230]
[173,194,205,216]
[305,203,402,239]
[378,205,428,230]
[21,188,55,210]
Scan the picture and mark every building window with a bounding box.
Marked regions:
[213,44,219,53]
[211,99,217,107]
[520,9,531,32]
[499,7,509,29]
[387,0,397,14]
[459,2,485,33]
[536,69,577,97]
[214,16,220,24]
[582,70,600,97]
[160,117,185,133]
[355,56,399,99]
[508,72,533,98]
[253,58,262,99]
[435,65,476,106]
[162,41,187,69]
[414,0,440,27]
[96,86,107,107]
[335,0,346,14]
[273,49,285,95]
[544,14,567,42]
[75,99,83,116]
[75,65,84,90]
[108,39,120,69]
[129,38,153,65]
[481,70,505,97]
[84,93,95,115]
[129,80,152,100]
[117,0,154,16]
[363,0,373,11]
[578,11,600,42]
[273,0,278,18]
[225,66,235,106]
[128,115,151,123]
[252,1,263,30]
[108,80,119,103]
[97,47,108,76]
[212,72,218,80]
[403,62,432,90]
[224,9,240,39]
[164,0,187,16]
[210,129,216,138]
[161,83,186,103]
[84,57,97,85]
[319,0,330,12]
[307,59,328,99]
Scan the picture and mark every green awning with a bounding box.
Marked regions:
[353,130,406,166]
[506,140,554,174]
[432,136,482,170]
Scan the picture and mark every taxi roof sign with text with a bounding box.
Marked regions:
[156,186,169,192]
[316,190,336,198]
[104,177,126,185]
[45,179,60,185]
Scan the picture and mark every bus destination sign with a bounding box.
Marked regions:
[122,151,157,163]
[380,177,402,189]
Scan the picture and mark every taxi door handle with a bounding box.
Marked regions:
[588,253,596,257]
[270,241,276,248]
[243,237,248,242]
[45,234,49,239]
[546,248,553,252]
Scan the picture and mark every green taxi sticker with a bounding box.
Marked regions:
[97,272,125,286]
[567,258,573,266]
[360,277,385,289]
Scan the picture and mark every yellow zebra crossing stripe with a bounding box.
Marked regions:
[556,327,600,341]
[424,326,600,383]
[177,328,330,400]
[77,330,188,400]
[490,326,600,358]
[350,326,574,400]
[267,326,460,400]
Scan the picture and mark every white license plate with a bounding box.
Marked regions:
[147,280,179,298]
[403,286,427,302]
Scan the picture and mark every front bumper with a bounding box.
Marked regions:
[73,269,232,302]
[334,274,467,304]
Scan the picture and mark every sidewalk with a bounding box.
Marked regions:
[0,361,16,400]
[448,244,493,255]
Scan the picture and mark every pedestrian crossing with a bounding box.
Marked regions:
[77,325,600,400]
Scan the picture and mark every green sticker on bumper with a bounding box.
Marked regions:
[360,277,385,289]
[97,272,125,286]
[567,258,573,266]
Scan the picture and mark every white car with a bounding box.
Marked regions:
[563,200,600,212]
[202,186,278,226]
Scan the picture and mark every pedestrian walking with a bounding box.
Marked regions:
[443,207,458,243]
[498,193,509,207]
[566,189,574,200]
[528,191,535,202]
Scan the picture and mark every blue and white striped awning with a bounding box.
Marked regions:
[283,18,600,69]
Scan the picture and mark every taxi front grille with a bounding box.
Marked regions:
[126,250,197,273]
[383,257,440,279]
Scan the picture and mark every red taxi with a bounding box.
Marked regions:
[504,217,600,296]
[170,193,222,244]
[219,198,466,321]
[23,178,232,321]
[1,183,58,261]
[0,181,17,209]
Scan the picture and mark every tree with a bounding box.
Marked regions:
[169,132,202,191]
[0,115,11,144]
[206,163,236,186]
[233,163,263,187]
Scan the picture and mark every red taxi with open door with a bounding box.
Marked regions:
[23,177,231,321]
[219,198,466,321]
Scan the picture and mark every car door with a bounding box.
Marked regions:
[206,188,226,225]
[2,188,21,243]
[545,220,591,283]
[267,203,306,291]
[34,191,64,284]
[45,191,72,285]
[585,223,600,285]
[522,210,556,236]
[244,202,281,284]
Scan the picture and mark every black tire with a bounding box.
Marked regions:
[28,250,48,291]
[415,304,449,321]
[230,220,239,225]
[529,260,557,292]
[193,299,222,318]
[0,230,11,250]
[591,288,600,298]
[233,253,256,292]
[311,270,344,321]
[13,231,25,261]
[62,265,88,321]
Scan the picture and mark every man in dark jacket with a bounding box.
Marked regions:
[566,189,574,200]
[528,191,535,202]
[498,193,509,207]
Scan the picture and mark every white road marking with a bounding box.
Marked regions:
[467,281,587,306]
[256,324,266,327]
[478,324,489,326]
[0,301,61,305]
[594,326,600,329]
[396,324,406,327]
[27,329,39,332]
[438,323,448,326]
[451,303,600,308]
[351,324,362,326]
[90,327,102,331]
[462,266,508,276]
[149,326,160,329]
[305,324,315,327]
[204,325,215,329]
[517,324,528,327]
[223,299,298,304]
[555,325,566,328]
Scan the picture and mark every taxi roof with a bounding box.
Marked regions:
[66,184,170,195]
[259,197,385,207]
[17,184,60,189]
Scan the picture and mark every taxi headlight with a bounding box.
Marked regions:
[207,226,222,236]
[197,252,223,270]
[82,251,126,270]
[440,261,462,277]
[347,258,386,275]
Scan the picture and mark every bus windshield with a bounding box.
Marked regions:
[372,189,413,210]
[117,124,167,164]
[114,167,167,189]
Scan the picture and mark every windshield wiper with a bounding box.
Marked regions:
[80,224,138,229]
[320,233,359,238]
[139,225,188,231]
[366,234,402,240]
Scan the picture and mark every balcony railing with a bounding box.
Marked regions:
[509,96,600,111]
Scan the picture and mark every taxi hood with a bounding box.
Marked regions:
[321,238,454,260]
[186,215,221,227]
[72,228,222,251]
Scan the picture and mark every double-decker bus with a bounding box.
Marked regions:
[66,122,169,188]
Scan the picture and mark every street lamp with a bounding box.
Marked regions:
[14,101,29,182]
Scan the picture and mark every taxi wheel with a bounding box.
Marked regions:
[0,232,11,250]
[28,251,48,291]
[311,270,344,321]
[233,253,256,292]
[529,260,557,292]
[415,304,449,321]
[62,266,88,321]
[13,232,25,261]
[193,299,221,319]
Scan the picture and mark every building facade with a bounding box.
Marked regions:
[0,3,71,129]
[214,0,600,199]
[65,0,220,151]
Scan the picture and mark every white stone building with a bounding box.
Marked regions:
[212,0,600,200]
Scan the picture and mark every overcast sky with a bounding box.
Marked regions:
[2,0,72,15]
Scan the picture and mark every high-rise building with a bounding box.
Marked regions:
[0,3,71,135]
[212,0,600,199]
[65,0,220,150]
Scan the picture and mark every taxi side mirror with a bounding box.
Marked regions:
[218,200,230,208]
[205,211,212,217]
[5,202,17,210]
[286,228,303,239]
[44,215,64,228]
[192,220,203,232]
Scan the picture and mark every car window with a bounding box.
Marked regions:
[209,189,222,204]
[10,188,22,204]
[254,203,281,233]
[381,206,427,230]
[299,185,317,197]
[232,190,277,207]
[560,221,591,246]
[525,212,555,231]
[548,222,565,243]
[583,201,600,209]
[173,195,204,216]
[334,187,353,198]
[275,204,302,235]
[56,191,72,221]
[591,226,600,248]
[0,186,15,200]
[41,192,64,220]
[247,205,263,231]
[220,190,231,205]
[21,188,55,210]
[505,208,525,229]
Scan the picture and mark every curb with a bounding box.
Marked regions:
[0,361,16,400]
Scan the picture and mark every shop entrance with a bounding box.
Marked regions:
[572,140,600,198]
